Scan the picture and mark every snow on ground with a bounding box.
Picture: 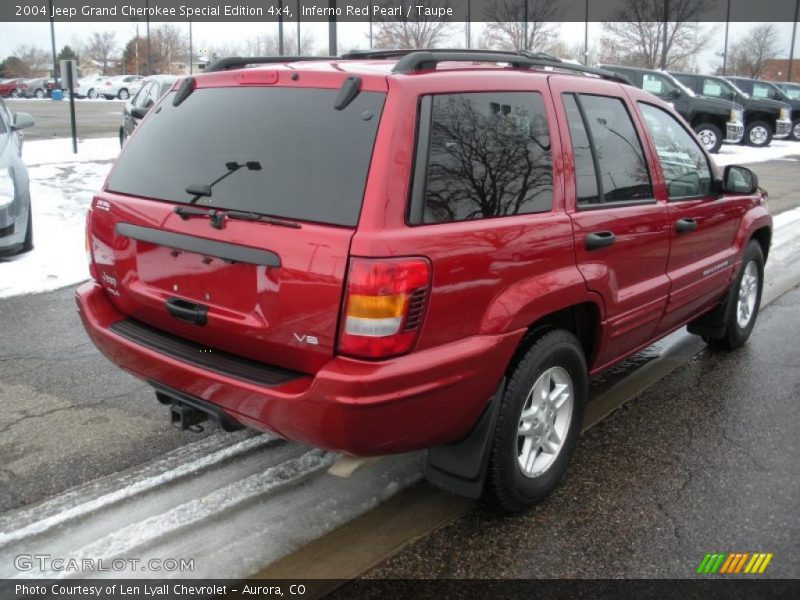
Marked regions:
[0,134,799,299]
[0,137,119,299]
[714,139,800,166]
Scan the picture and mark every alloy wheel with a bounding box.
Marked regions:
[698,128,717,150]
[736,261,759,329]
[749,126,768,146]
[517,366,574,478]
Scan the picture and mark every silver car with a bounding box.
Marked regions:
[0,99,35,256]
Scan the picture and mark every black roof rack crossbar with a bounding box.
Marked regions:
[204,56,337,73]
[390,50,631,84]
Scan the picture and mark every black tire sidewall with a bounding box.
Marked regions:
[488,330,588,512]
[695,123,723,154]
[792,119,800,142]
[724,242,764,347]
[22,203,33,252]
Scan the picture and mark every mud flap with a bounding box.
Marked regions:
[424,378,506,499]
[687,281,735,340]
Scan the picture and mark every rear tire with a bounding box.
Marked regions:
[744,121,772,147]
[34,88,44,99]
[87,88,97,99]
[791,119,800,142]
[118,89,129,100]
[695,123,723,154]
[484,330,587,513]
[705,241,764,351]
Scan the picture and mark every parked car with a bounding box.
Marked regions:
[0,98,35,255]
[16,77,52,99]
[76,51,771,513]
[727,77,800,142]
[120,75,177,146]
[73,76,110,99]
[600,65,744,153]
[0,79,22,98]
[671,72,791,147]
[101,75,144,100]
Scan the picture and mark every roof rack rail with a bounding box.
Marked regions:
[203,56,336,73]
[389,50,631,84]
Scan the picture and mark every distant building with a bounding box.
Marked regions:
[760,59,800,83]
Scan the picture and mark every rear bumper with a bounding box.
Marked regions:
[76,282,523,455]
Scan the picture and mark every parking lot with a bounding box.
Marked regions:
[1,79,800,585]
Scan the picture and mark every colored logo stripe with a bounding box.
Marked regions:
[698,552,773,574]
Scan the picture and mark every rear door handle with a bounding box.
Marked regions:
[675,218,698,233]
[165,297,208,326]
[585,231,616,251]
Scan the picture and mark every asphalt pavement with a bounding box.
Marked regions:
[358,284,800,579]
[3,98,125,141]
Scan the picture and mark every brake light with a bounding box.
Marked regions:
[338,257,431,359]
[85,208,98,281]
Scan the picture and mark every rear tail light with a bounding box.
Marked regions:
[85,207,98,281]
[338,257,431,359]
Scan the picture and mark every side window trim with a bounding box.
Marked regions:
[566,92,656,211]
[407,96,432,225]
[570,93,606,205]
[637,101,715,203]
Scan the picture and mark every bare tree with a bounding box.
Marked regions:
[727,24,779,78]
[601,0,712,69]
[85,31,118,75]
[481,0,561,53]
[8,45,50,77]
[242,32,316,56]
[152,24,187,73]
[373,0,452,49]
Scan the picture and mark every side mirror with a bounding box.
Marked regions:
[668,88,682,99]
[11,112,35,130]
[130,107,149,119]
[722,165,758,195]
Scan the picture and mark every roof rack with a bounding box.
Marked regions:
[202,50,631,85]
[203,56,336,73]
[390,50,631,84]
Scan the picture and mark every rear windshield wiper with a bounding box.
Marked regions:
[173,205,301,230]
[186,161,262,205]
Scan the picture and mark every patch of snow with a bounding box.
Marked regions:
[714,139,800,166]
[0,137,119,299]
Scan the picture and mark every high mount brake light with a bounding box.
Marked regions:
[338,257,431,359]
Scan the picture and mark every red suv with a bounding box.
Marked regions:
[76,50,771,512]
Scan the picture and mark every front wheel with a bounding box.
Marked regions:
[34,88,44,99]
[484,330,587,513]
[118,89,129,100]
[745,121,772,147]
[695,123,723,154]
[87,88,97,99]
[704,241,764,351]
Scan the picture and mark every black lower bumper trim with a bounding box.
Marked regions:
[152,383,243,432]
[109,318,302,387]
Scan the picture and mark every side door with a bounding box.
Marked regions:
[550,77,671,368]
[635,100,747,333]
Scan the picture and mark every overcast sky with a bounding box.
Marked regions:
[0,21,797,73]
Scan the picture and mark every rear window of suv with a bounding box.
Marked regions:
[106,86,385,227]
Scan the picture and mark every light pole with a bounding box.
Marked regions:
[789,0,799,81]
[145,0,152,75]
[278,0,284,55]
[660,0,670,70]
[297,0,301,55]
[329,0,337,56]
[466,0,471,49]
[369,0,373,49]
[584,0,589,65]
[722,0,732,76]
[48,0,58,87]
[188,20,193,74]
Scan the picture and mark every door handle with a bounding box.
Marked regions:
[585,231,616,251]
[675,218,698,233]
[165,297,208,326]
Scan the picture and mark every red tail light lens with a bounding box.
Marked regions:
[338,257,431,359]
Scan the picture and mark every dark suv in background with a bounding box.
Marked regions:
[726,76,800,142]
[671,72,791,147]
[601,65,744,153]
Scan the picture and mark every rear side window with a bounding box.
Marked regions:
[409,92,553,224]
[107,87,385,227]
[563,94,652,207]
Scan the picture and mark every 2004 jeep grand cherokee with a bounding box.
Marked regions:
[76,50,772,512]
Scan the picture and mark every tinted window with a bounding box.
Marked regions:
[702,78,727,98]
[753,82,781,101]
[579,95,652,203]
[107,87,385,226]
[418,92,553,224]
[562,94,599,204]
[639,103,713,199]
